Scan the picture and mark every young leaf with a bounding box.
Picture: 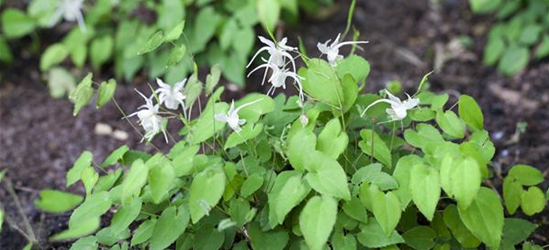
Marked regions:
[372,191,401,237]
[80,166,99,196]
[96,79,116,108]
[436,110,465,139]
[503,176,523,214]
[317,119,349,159]
[240,174,264,197]
[520,186,546,216]
[189,165,226,223]
[101,145,129,168]
[336,55,370,83]
[299,59,344,107]
[342,197,368,223]
[70,236,97,250]
[110,197,142,234]
[149,205,190,250]
[163,21,185,43]
[270,172,310,225]
[508,165,544,186]
[66,151,93,187]
[458,187,504,249]
[458,95,484,131]
[257,0,280,32]
[90,35,114,70]
[121,159,148,202]
[393,155,423,209]
[131,219,156,246]
[304,151,351,201]
[139,31,164,55]
[410,164,440,221]
[149,160,175,204]
[34,189,83,213]
[498,45,529,75]
[1,9,35,38]
[69,191,112,230]
[359,129,392,168]
[40,43,69,71]
[299,196,338,250]
[205,64,221,95]
[452,158,481,210]
[287,128,317,172]
[167,44,187,67]
[69,73,94,116]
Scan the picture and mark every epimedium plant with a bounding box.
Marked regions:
[32,33,549,250]
[469,0,549,75]
[0,0,334,96]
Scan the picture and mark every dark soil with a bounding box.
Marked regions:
[1,0,548,249]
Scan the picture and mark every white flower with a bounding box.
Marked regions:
[129,90,167,142]
[215,99,263,132]
[155,78,187,117]
[361,90,419,122]
[247,61,304,100]
[50,0,86,32]
[247,36,297,68]
[317,33,369,67]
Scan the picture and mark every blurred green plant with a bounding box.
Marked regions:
[469,0,549,75]
[0,0,334,96]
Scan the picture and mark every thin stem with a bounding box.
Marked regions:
[3,179,37,243]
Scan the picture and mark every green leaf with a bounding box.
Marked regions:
[523,242,544,250]
[443,205,480,248]
[69,73,94,116]
[458,187,504,249]
[35,189,83,213]
[410,164,440,221]
[483,37,505,66]
[458,95,483,131]
[69,191,112,231]
[188,102,229,144]
[171,145,200,177]
[205,64,221,95]
[403,124,444,149]
[269,171,310,225]
[519,25,542,45]
[236,94,275,123]
[469,0,501,13]
[402,226,437,250]
[149,160,175,204]
[372,191,401,237]
[257,0,280,32]
[336,55,370,83]
[163,21,185,43]
[131,219,156,246]
[224,123,264,149]
[502,218,537,246]
[51,217,101,241]
[248,222,289,250]
[535,35,549,59]
[340,74,359,113]
[304,151,351,200]
[192,7,222,52]
[241,174,264,197]
[498,45,529,75]
[96,227,130,246]
[110,197,142,234]
[139,31,164,55]
[167,44,187,67]
[452,158,481,210]
[90,36,114,69]
[70,236,97,250]
[331,231,357,250]
[299,59,345,107]
[508,164,544,186]
[66,151,93,187]
[520,186,545,216]
[40,43,69,71]
[150,205,190,250]
[359,129,392,168]
[393,155,423,208]
[189,165,226,223]
[1,9,35,38]
[101,145,129,168]
[192,223,224,250]
[436,110,465,139]
[342,196,368,223]
[81,166,99,196]
[356,219,405,248]
[47,67,76,98]
[121,159,148,201]
[299,196,338,250]
[503,176,523,214]
[317,119,349,159]
[96,79,116,108]
[287,128,316,172]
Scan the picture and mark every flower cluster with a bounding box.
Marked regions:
[130,78,187,142]
[361,89,420,123]
[51,0,86,32]
[246,36,304,101]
